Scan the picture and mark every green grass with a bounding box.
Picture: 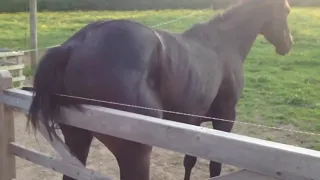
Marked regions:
[1,8,320,147]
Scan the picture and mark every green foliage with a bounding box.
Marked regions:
[1,0,320,13]
[1,0,213,12]
[0,8,319,141]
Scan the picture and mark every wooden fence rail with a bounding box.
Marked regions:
[0,52,26,88]
[0,69,320,180]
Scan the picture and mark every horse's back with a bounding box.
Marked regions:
[62,20,163,115]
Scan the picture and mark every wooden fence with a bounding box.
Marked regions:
[0,69,320,180]
[0,51,25,88]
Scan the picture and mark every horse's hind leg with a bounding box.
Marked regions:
[94,110,159,180]
[94,134,153,180]
[96,86,162,180]
[59,124,93,180]
[115,141,152,180]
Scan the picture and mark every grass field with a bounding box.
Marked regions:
[0,8,320,149]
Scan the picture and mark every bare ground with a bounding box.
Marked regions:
[13,111,316,180]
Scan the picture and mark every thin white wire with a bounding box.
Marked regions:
[151,7,211,28]
[9,6,320,137]
[56,93,320,137]
[6,7,211,54]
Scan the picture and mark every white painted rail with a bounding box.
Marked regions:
[1,87,320,180]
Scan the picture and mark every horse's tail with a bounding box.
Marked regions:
[27,45,71,138]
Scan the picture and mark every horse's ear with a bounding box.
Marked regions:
[235,0,249,6]
[286,0,292,7]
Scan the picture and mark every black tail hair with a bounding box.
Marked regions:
[22,86,34,92]
[27,46,71,138]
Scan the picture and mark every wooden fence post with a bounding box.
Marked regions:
[30,0,38,71]
[0,70,15,180]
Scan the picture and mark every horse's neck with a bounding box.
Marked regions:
[213,4,267,61]
[219,20,263,60]
[184,4,267,61]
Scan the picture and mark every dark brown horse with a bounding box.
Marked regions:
[26,0,293,179]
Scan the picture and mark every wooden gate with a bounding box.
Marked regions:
[0,70,319,180]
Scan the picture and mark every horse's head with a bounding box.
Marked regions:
[260,0,293,55]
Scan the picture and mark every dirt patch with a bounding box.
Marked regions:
[13,112,237,180]
[12,111,316,180]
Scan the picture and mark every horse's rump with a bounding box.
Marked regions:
[28,19,165,136]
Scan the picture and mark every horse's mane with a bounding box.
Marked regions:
[209,0,265,25]
[182,0,268,40]
[182,0,250,35]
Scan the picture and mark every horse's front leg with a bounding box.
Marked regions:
[182,119,202,180]
[207,105,236,178]
[183,154,198,180]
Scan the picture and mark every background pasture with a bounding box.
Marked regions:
[1,0,320,12]
[0,6,319,180]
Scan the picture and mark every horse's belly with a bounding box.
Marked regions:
[161,92,214,124]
